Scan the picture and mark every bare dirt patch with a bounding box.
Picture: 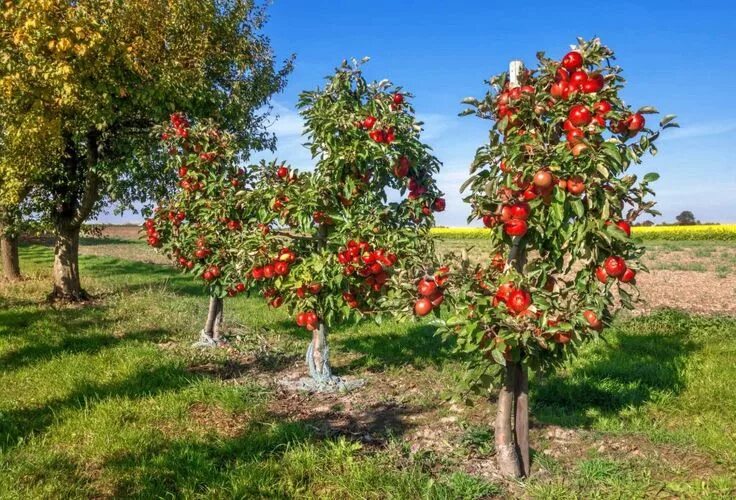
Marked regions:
[263,370,728,485]
[99,225,142,240]
[636,270,736,315]
[188,402,251,438]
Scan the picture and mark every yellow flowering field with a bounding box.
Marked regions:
[431,225,736,241]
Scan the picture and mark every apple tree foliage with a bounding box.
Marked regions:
[247,60,446,386]
[438,38,677,477]
[145,115,274,345]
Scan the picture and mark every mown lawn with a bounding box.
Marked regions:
[1,241,735,498]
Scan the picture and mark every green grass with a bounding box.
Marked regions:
[2,241,736,498]
[533,312,736,457]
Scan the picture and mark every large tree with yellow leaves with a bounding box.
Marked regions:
[0,0,291,298]
[0,110,60,280]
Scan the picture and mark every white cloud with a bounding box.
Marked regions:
[415,113,460,142]
[660,121,736,141]
[266,102,305,137]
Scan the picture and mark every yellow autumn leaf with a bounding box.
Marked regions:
[73,44,88,57]
[57,37,71,51]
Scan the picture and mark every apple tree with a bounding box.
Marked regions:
[246,60,446,388]
[144,115,269,346]
[440,38,677,477]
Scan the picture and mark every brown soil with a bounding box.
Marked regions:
[636,270,736,315]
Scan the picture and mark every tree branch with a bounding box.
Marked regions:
[270,229,314,242]
[72,130,104,227]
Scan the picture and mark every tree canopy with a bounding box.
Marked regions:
[1,0,291,218]
[0,0,292,298]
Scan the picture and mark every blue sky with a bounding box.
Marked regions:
[103,1,736,225]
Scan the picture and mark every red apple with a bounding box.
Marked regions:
[561,51,583,70]
[417,278,438,298]
[568,105,592,126]
[604,256,626,278]
[595,266,608,284]
[504,219,528,237]
[616,220,631,237]
[507,289,532,314]
[414,297,433,317]
[619,267,636,283]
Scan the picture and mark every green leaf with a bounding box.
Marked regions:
[643,172,659,183]
[659,114,677,127]
[637,106,658,114]
[571,198,584,218]
[601,198,610,221]
[551,200,564,225]
[491,349,506,366]
[459,175,477,193]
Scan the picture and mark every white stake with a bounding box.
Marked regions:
[509,60,524,89]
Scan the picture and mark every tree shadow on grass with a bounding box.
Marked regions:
[18,244,205,298]
[0,324,169,373]
[79,257,206,297]
[4,366,418,497]
[272,400,421,443]
[98,420,315,498]
[335,323,456,372]
[0,299,109,333]
[16,244,54,266]
[531,310,700,428]
[79,237,140,247]
[95,404,419,497]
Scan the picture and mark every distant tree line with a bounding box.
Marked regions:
[633,211,722,227]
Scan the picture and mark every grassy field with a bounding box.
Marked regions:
[1,237,736,498]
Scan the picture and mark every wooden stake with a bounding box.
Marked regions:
[514,363,530,476]
[495,364,522,477]
[492,59,531,478]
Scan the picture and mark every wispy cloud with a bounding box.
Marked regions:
[660,121,736,141]
[266,102,305,137]
[416,113,461,141]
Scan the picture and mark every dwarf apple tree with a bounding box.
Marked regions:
[145,115,270,346]
[440,38,677,477]
[246,60,446,388]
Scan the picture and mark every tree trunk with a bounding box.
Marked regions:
[1,207,24,282]
[514,362,530,476]
[195,296,226,347]
[306,321,333,383]
[51,223,86,301]
[48,129,102,302]
[304,223,335,384]
[495,363,522,477]
[1,231,21,281]
[214,298,224,340]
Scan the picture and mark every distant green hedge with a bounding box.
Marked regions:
[431,225,736,241]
